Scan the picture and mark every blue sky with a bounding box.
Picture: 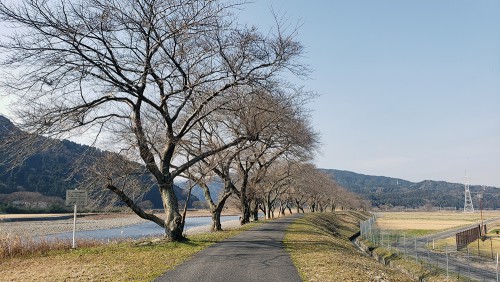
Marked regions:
[0,1,499,187]
[237,0,500,186]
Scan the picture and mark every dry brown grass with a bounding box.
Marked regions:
[0,233,102,259]
[0,222,261,281]
[380,211,500,269]
[285,212,416,282]
[376,211,500,231]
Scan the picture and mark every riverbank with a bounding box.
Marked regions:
[2,212,442,281]
[0,223,260,281]
[0,210,241,237]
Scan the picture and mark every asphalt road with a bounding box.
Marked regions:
[154,214,303,282]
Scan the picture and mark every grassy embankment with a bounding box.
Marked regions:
[284,211,454,281]
[2,211,484,281]
[0,223,260,281]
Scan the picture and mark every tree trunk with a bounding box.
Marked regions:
[210,195,230,231]
[251,200,259,221]
[266,206,271,219]
[265,196,272,219]
[240,199,251,224]
[259,204,266,219]
[211,208,222,231]
[240,173,251,224]
[159,184,184,241]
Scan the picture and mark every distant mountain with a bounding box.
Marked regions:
[323,169,500,210]
[6,114,498,212]
[0,115,199,212]
[176,178,224,204]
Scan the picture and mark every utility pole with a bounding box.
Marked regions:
[464,174,474,213]
[479,186,486,236]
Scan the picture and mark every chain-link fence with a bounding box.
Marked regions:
[359,216,500,281]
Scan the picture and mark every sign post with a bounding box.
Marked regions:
[66,189,88,249]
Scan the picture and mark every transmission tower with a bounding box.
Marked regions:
[463,175,474,213]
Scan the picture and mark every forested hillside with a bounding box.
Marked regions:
[4,112,499,213]
[0,115,199,213]
[323,169,500,210]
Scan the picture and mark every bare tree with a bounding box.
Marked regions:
[287,163,315,212]
[177,87,317,226]
[179,149,238,232]
[0,0,305,241]
[227,90,318,224]
[287,164,370,213]
[254,160,294,219]
[78,151,156,213]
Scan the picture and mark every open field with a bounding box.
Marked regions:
[375,211,500,235]
[376,210,500,279]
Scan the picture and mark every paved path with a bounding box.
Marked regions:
[154,214,303,282]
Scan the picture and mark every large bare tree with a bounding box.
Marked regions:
[0,0,305,240]
[218,90,318,224]
[178,88,316,228]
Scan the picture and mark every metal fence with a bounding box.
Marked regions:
[359,217,500,281]
[456,225,481,251]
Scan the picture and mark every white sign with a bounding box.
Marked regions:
[66,190,88,206]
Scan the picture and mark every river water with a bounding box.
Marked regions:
[46,215,240,241]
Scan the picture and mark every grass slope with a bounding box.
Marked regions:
[284,211,414,282]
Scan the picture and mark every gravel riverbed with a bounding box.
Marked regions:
[0,213,242,238]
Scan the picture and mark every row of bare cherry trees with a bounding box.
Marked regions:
[0,0,367,241]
